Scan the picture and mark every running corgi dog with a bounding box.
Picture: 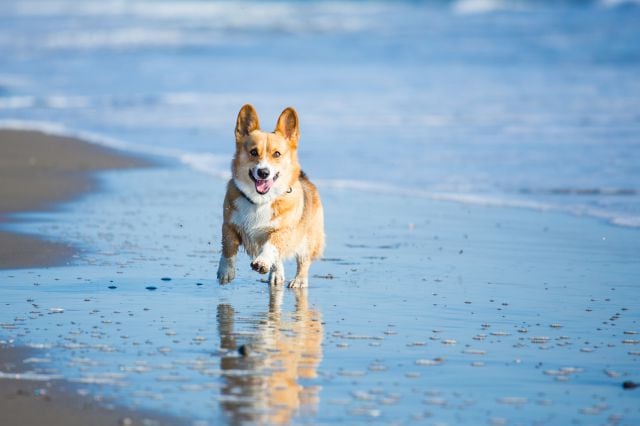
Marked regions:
[217,104,325,288]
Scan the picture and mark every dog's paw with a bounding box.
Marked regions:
[269,264,285,286]
[217,269,235,284]
[217,257,236,284]
[288,276,308,289]
[251,259,270,275]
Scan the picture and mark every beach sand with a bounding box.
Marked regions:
[0,346,181,426]
[0,129,149,269]
[0,130,177,425]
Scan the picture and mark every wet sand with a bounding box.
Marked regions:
[0,161,636,424]
[0,131,639,424]
[0,346,180,426]
[0,129,150,268]
[0,129,171,424]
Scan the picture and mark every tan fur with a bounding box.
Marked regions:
[217,104,325,288]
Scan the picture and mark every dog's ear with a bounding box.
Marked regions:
[235,104,260,142]
[275,107,299,147]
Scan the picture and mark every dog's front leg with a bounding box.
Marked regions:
[268,260,285,286]
[217,224,240,284]
[250,241,279,275]
[253,240,285,286]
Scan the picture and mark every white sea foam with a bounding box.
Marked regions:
[180,152,231,180]
[0,119,182,158]
[181,155,640,228]
[0,371,63,381]
[1,120,637,228]
[452,0,531,15]
[11,0,381,27]
[600,0,640,7]
[43,28,197,50]
[0,96,35,109]
[7,1,381,52]
[0,119,131,150]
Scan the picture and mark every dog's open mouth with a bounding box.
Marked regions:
[249,170,279,195]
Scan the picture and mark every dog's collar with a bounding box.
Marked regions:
[233,180,257,205]
[233,180,292,205]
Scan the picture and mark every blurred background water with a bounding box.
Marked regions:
[1,0,639,226]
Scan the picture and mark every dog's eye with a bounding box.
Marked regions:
[273,151,281,158]
[249,148,258,157]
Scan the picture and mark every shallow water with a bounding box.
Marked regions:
[1,165,639,424]
[1,1,640,423]
[1,0,640,226]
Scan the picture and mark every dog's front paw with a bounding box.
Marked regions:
[217,257,236,284]
[252,243,278,275]
[251,259,270,274]
[288,276,308,289]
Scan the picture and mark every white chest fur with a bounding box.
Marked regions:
[230,196,275,244]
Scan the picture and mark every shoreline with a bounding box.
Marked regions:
[0,345,182,426]
[0,129,638,424]
[0,129,152,269]
[0,129,176,424]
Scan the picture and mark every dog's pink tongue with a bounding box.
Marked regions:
[255,179,274,194]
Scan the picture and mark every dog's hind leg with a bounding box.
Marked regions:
[289,256,310,288]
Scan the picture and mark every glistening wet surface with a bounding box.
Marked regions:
[1,166,639,424]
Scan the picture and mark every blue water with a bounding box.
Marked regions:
[1,0,640,226]
[2,165,639,424]
[1,3,640,423]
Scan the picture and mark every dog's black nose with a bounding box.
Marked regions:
[257,168,270,179]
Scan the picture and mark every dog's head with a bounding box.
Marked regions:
[232,104,301,203]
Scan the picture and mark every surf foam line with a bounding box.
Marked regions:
[0,119,234,180]
[0,119,191,160]
[1,120,637,229]
[317,178,640,228]
[181,150,640,229]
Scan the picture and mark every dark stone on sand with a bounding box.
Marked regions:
[622,380,638,389]
[314,273,334,280]
[238,344,251,357]
[145,286,157,291]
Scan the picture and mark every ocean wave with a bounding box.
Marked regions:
[42,28,202,51]
[0,1,390,52]
[600,0,640,7]
[0,371,64,381]
[9,1,380,37]
[451,0,532,15]
[176,153,640,228]
[318,179,640,228]
[1,120,637,228]
[180,152,231,181]
[0,119,178,158]
[452,0,640,14]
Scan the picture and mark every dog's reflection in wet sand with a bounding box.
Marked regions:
[217,288,323,424]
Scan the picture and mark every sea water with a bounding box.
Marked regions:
[1,164,639,424]
[1,0,639,227]
[1,1,640,424]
